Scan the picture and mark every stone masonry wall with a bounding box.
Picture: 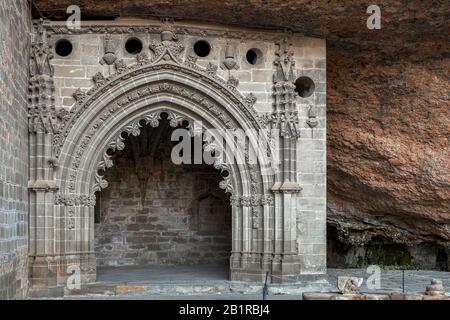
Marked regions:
[48,19,327,274]
[0,0,30,299]
[95,125,232,267]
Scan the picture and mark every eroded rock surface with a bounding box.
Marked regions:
[327,40,450,252]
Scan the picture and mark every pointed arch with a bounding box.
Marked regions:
[55,63,273,199]
[50,61,276,283]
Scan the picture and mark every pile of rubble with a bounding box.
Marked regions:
[303,277,448,300]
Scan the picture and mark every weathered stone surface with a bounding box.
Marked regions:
[389,292,407,300]
[0,0,30,299]
[23,17,327,288]
[424,279,445,296]
[304,291,449,300]
[365,294,390,300]
[302,292,335,300]
[327,40,450,260]
[0,0,439,300]
[330,293,366,300]
[337,276,363,294]
[31,1,447,47]
[404,294,422,300]
[31,0,450,270]
[115,284,145,295]
[95,123,232,266]
[422,294,449,300]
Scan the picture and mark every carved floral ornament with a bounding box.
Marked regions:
[88,108,275,212]
[64,80,251,192]
[92,109,236,197]
[55,194,96,207]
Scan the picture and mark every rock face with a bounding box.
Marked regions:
[327,39,450,267]
[32,1,450,267]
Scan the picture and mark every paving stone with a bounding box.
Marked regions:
[422,295,448,300]
[365,294,390,300]
[115,285,145,295]
[302,292,334,300]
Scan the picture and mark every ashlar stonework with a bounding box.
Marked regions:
[27,17,326,294]
[94,121,233,267]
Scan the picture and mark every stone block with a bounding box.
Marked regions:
[389,292,406,300]
[302,292,335,300]
[54,66,85,78]
[365,294,390,300]
[422,295,449,300]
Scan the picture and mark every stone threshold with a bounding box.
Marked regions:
[28,277,333,298]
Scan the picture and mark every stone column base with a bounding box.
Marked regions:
[230,253,304,283]
[28,253,96,297]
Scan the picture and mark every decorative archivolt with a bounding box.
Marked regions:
[45,20,274,205]
[92,109,234,196]
[65,80,249,193]
[54,65,261,157]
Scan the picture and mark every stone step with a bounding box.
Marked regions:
[63,278,333,297]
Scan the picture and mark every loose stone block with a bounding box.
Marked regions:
[302,292,335,300]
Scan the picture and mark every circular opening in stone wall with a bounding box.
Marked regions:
[55,39,73,57]
[193,40,211,57]
[125,37,143,55]
[294,76,315,98]
[246,48,261,65]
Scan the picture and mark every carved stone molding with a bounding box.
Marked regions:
[28,19,70,135]
[272,36,300,139]
[55,194,96,207]
[64,81,242,190]
[50,20,261,156]
[271,111,300,139]
[100,34,117,65]
[149,18,184,64]
[230,194,273,229]
[30,20,54,77]
[42,21,289,42]
[54,62,262,158]
[67,207,75,230]
[306,104,319,128]
[28,105,70,134]
[92,109,235,196]
[221,43,239,71]
[230,194,274,207]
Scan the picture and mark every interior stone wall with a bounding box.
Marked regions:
[0,0,30,299]
[94,123,232,267]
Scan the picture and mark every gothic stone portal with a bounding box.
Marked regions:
[28,18,327,290]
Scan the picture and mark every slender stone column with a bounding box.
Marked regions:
[270,36,302,282]
[27,20,73,295]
